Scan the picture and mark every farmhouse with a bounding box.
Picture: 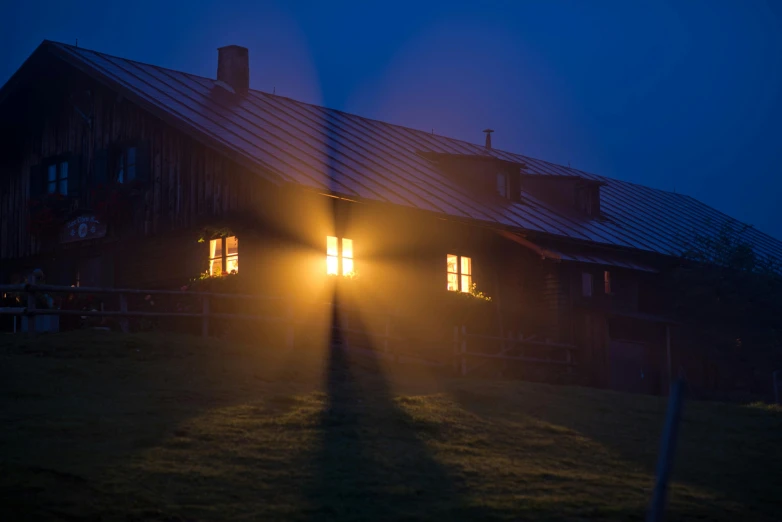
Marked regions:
[2,41,781,396]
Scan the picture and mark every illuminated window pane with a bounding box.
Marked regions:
[327,236,338,257]
[461,256,472,276]
[327,255,338,275]
[447,272,459,291]
[226,255,239,274]
[208,238,221,276]
[211,238,223,258]
[446,254,474,292]
[604,270,611,294]
[47,164,57,182]
[461,274,472,293]
[326,236,355,276]
[226,235,238,255]
[207,237,239,276]
[446,254,458,274]
[342,257,354,276]
[209,258,222,276]
[342,238,353,259]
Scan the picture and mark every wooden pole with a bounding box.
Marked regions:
[201,295,210,337]
[118,293,129,333]
[647,379,686,522]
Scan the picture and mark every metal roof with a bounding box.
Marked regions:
[35,41,782,264]
[495,230,658,272]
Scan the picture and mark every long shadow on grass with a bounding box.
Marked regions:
[302,309,505,521]
[452,382,782,520]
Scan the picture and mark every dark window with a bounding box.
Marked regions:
[46,161,69,195]
[116,146,137,184]
[496,172,508,198]
[575,186,593,215]
[582,272,593,297]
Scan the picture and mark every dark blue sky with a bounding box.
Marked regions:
[3,1,782,238]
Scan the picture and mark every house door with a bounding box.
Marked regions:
[609,340,650,394]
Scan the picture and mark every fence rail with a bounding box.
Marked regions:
[1,282,578,375]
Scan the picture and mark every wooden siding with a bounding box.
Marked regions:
[0,62,272,264]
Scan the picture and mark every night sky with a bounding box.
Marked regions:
[3,1,781,239]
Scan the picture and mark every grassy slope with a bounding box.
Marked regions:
[0,331,780,522]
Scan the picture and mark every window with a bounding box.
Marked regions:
[208,236,239,276]
[582,272,593,297]
[46,161,69,195]
[447,254,472,292]
[575,185,600,216]
[326,236,354,276]
[116,146,137,184]
[604,270,612,294]
[496,172,508,198]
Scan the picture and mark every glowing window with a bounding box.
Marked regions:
[326,236,354,276]
[603,270,611,294]
[209,236,239,276]
[447,254,472,292]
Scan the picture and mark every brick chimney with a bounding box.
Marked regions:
[217,45,249,92]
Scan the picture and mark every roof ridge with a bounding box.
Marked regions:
[51,41,664,193]
[50,40,218,84]
[41,40,781,250]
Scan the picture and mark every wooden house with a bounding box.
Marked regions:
[2,41,781,395]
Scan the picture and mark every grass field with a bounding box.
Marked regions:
[1,330,780,521]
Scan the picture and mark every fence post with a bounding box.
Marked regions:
[460,325,467,377]
[285,301,295,350]
[201,295,210,338]
[119,293,129,333]
[26,274,36,336]
[646,379,686,522]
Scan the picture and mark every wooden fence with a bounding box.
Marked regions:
[453,326,578,377]
[0,281,577,376]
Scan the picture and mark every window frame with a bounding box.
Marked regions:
[326,236,355,276]
[44,158,69,196]
[208,235,239,276]
[496,172,509,198]
[115,145,138,184]
[447,254,473,293]
[582,272,593,298]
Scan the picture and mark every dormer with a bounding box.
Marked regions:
[420,152,525,203]
[521,174,605,218]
